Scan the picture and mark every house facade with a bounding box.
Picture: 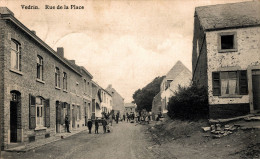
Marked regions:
[106,84,124,118]
[192,1,260,119]
[91,82,102,119]
[160,61,192,114]
[124,103,136,115]
[100,88,113,116]
[0,7,93,149]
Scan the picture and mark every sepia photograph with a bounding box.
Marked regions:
[0,0,260,158]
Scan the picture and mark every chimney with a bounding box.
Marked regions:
[31,30,36,35]
[69,60,75,64]
[108,84,112,88]
[57,47,64,57]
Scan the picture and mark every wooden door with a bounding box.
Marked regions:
[252,70,260,111]
[10,101,17,142]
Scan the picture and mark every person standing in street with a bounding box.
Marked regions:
[123,114,126,122]
[102,119,107,133]
[87,119,93,134]
[116,113,119,124]
[95,119,99,134]
[65,115,71,133]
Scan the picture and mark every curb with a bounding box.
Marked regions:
[5,129,88,152]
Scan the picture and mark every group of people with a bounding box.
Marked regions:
[64,115,110,134]
[87,119,110,134]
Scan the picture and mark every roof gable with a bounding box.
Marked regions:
[195,1,260,31]
[165,61,191,81]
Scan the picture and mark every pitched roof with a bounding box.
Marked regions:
[165,61,191,80]
[195,1,260,31]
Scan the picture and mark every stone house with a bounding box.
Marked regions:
[192,1,260,119]
[160,61,192,114]
[106,84,125,118]
[0,7,93,149]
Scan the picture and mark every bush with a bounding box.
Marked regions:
[167,83,209,120]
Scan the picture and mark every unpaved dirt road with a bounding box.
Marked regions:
[2,122,174,159]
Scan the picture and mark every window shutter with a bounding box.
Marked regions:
[212,72,221,96]
[239,70,248,95]
[19,46,22,71]
[79,106,81,120]
[57,102,61,124]
[67,104,71,122]
[60,102,65,125]
[29,94,36,129]
[44,99,50,127]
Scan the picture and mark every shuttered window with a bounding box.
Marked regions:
[29,94,36,129]
[212,71,248,96]
[44,99,50,127]
[67,104,71,122]
[212,72,221,96]
[60,102,65,125]
[239,70,248,95]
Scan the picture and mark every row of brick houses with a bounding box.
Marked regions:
[0,7,122,150]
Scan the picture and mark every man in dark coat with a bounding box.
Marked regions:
[95,119,99,134]
[123,114,126,121]
[102,119,107,133]
[65,115,71,133]
[87,119,93,134]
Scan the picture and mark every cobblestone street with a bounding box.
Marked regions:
[1,122,172,159]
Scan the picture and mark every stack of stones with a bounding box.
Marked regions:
[202,124,238,139]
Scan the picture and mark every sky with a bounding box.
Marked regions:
[0,0,251,103]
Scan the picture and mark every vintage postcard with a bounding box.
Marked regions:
[0,0,259,158]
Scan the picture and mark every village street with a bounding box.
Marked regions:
[2,122,173,159]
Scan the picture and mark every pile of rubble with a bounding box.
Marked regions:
[202,124,239,139]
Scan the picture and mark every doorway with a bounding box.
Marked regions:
[252,70,260,111]
[10,91,21,143]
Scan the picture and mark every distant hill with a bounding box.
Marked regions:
[132,76,165,112]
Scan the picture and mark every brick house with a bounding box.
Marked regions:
[192,1,260,119]
[160,61,192,114]
[0,7,93,149]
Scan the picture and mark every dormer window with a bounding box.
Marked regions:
[218,32,237,53]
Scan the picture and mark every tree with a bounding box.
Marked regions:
[132,76,165,112]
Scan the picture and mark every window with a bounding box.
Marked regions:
[11,40,21,71]
[63,72,67,90]
[36,97,45,127]
[55,67,60,88]
[37,56,43,80]
[212,71,248,96]
[77,106,80,120]
[84,79,86,92]
[218,32,237,52]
